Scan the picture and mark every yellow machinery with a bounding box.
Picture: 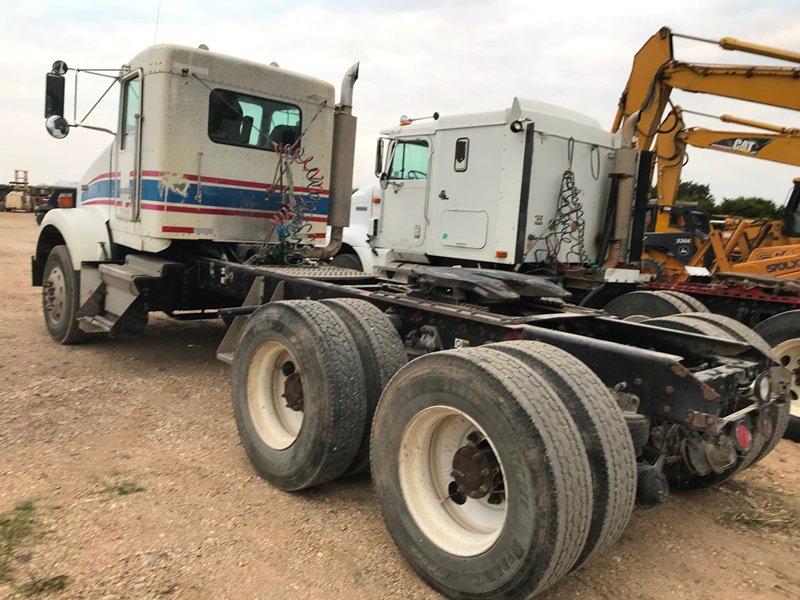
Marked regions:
[613,27,800,155]
[645,106,800,280]
[608,27,800,280]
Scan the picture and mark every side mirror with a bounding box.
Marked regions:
[375,138,384,176]
[46,115,70,139]
[45,73,65,118]
[379,172,389,191]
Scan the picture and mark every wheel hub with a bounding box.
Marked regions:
[449,432,503,503]
[283,370,304,412]
[43,266,66,324]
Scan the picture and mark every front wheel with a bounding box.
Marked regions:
[42,245,86,344]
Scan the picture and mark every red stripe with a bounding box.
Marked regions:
[160,226,324,238]
[140,202,327,222]
[82,199,115,206]
[178,173,327,195]
[86,172,120,185]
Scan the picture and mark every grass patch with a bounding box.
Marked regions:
[111,481,145,496]
[0,501,69,596]
[0,501,38,583]
[18,574,69,597]
[718,482,800,533]
[89,472,145,498]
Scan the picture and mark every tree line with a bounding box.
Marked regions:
[652,181,782,219]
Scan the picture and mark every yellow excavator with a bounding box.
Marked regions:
[606,26,800,276]
[613,26,800,152]
[600,28,800,441]
[644,106,800,281]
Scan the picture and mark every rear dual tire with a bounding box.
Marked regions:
[371,343,635,598]
[232,298,406,489]
[754,310,800,443]
[232,300,367,490]
[644,312,788,487]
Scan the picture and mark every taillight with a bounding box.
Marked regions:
[734,420,753,452]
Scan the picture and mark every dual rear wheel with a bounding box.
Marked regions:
[606,290,797,443]
[233,299,636,598]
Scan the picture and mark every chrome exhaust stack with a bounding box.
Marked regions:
[313,62,359,260]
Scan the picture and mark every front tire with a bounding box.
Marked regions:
[42,245,86,344]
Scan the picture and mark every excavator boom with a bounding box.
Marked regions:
[614,27,800,151]
[654,106,800,231]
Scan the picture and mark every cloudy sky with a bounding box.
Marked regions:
[1,0,798,204]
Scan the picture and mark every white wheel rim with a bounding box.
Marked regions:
[398,406,508,557]
[774,337,800,410]
[247,342,304,450]
[44,265,66,325]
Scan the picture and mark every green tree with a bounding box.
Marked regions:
[716,196,779,219]
[676,181,716,215]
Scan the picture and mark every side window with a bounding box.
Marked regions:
[120,75,141,150]
[454,138,469,172]
[389,140,429,180]
[208,89,301,151]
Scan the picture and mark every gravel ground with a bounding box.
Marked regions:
[1,211,798,599]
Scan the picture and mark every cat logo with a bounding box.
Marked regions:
[711,137,773,155]
[731,139,757,153]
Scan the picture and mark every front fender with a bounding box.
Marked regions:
[33,208,111,283]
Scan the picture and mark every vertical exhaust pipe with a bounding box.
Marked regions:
[313,62,359,260]
[604,111,640,268]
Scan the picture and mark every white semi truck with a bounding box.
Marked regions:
[35,43,789,599]
[332,99,621,276]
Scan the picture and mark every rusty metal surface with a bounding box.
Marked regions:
[283,372,304,412]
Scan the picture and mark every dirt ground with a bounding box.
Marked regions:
[0,211,798,600]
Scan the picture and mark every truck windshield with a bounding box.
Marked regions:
[389,140,429,180]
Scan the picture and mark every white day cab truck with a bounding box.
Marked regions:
[35,42,790,598]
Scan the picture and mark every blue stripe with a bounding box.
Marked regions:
[81,177,329,214]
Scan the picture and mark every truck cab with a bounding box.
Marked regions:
[34,44,357,340]
[337,98,625,276]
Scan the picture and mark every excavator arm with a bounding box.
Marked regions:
[614,27,800,151]
[655,106,800,231]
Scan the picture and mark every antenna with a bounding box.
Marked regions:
[153,0,162,43]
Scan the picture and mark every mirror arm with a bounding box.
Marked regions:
[73,123,116,136]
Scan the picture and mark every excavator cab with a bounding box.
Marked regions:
[780,179,800,238]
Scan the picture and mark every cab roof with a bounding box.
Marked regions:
[126,44,335,106]
[380,97,606,137]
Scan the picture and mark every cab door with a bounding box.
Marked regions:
[115,70,143,220]
[379,138,430,248]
